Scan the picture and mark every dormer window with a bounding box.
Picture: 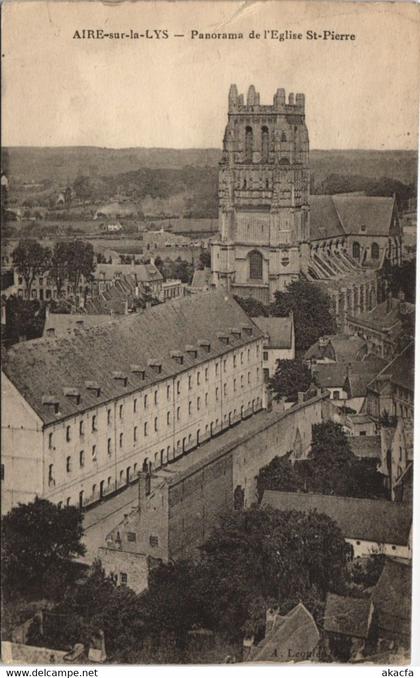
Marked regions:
[230,327,242,339]
[131,365,146,380]
[217,332,230,345]
[85,381,101,397]
[112,372,128,387]
[42,394,60,415]
[241,324,253,336]
[63,387,81,405]
[185,345,198,359]
[170,350,184,365]
[198,339,211,353]
[148,359,162,374]
[360,224,366,232]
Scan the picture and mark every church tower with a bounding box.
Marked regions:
[211,85,310,302]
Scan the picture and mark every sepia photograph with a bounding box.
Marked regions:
[1,0,419,669]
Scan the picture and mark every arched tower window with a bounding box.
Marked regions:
[249,250,263,280]
[281,132,287,142]
[245,126,253,163]
[261,126,269,163]
[352,241,360,259]
[371,242,380,259]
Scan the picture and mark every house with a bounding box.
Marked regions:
[346,294,414,362]
[363,342,414,424]
[378,417,412,501]
[323,593,374,659]
[94,262,164,298]
[372,558,411,649]
[100,222,123,233]
[312,357,386,412]
[262,490,412,559]
[160,279,186,302]
[304,333,368,365]
[93,202,138,220]
[1,291,266,513]
[245,604,320,663]
[345,413,378,437]
[253,314,295,379]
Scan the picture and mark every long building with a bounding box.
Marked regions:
[1,291,266,514]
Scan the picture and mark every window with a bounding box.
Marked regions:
[66,426,71,442]
[188,376,192,390]
[154,417,158,432]
[249,250,263,279]
[224,383,227,396]
[233,379,237,392]
[189,401,192,415]
[119,404,123,419]
[177,407,180,421]
[177,380,181,395]
[107,438,111,455]
[263,351,269,361]
[144,422,148,436]
[248,372,251,384]
[247,349,250,362]
[223,359,227,372]
[127,532,136,542]
[240,352,244,365]
[167,385,171,400]
[133,399,137,413]
[79,420,84,436]
[261,126,269,163]
[107,476,112,487]
[197,397,201,411]
[48,464,54,484]
[245,125,253,163]
[352,241,360,259]
[66,497,71,506]
[107,409,111,425]
[215,362,219,376]
[154,390,158,405]
[48,432,53,449]
[0,464,4,481]
[120,572,128,585]
[205,393,208,406]
[92,415,97,432]
[216,387,219,401]
[149,535,159,548]
[332,390,340,400]
[92,445,97,461]
[167,411,171,426]
[241,375,244,387]
[134,426,137,442]
[233,355,237,368]
[79,450,85,467]
[371,242,380,259]
[197,372,200,385]
[66,456,71,472]
[205,367,208,381]
[144,394,148,408]
[119,433,123,448]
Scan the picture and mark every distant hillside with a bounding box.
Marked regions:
[2,147,418,186]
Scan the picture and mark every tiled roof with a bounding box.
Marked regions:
[262,491,412,546]
[309,195,396,241]
[332,195,396,236]
[191,268,211,289]
[309,195,345,240]
[304,334,367,362]
[379,342,414,393]
[3,291,263,425]
[95,262,163,283]
[313,358,386,397]
[249,603,320,662]
[323,594,372,639]
[43,314,113,338]
[372,559,411,642]
[253,316,294,349]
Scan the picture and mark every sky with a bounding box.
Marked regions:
[2,0,420,150]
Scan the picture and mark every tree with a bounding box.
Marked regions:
[2,498,85,599]
[12,239,51,298]
[198,250,211,269]
[269,359,314,402]
[4,296,46,345]
[233,295,269,318]
[49,241,69,298]
[270,280,336,352]
[65,240,95,296]
[256,453,305,502]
